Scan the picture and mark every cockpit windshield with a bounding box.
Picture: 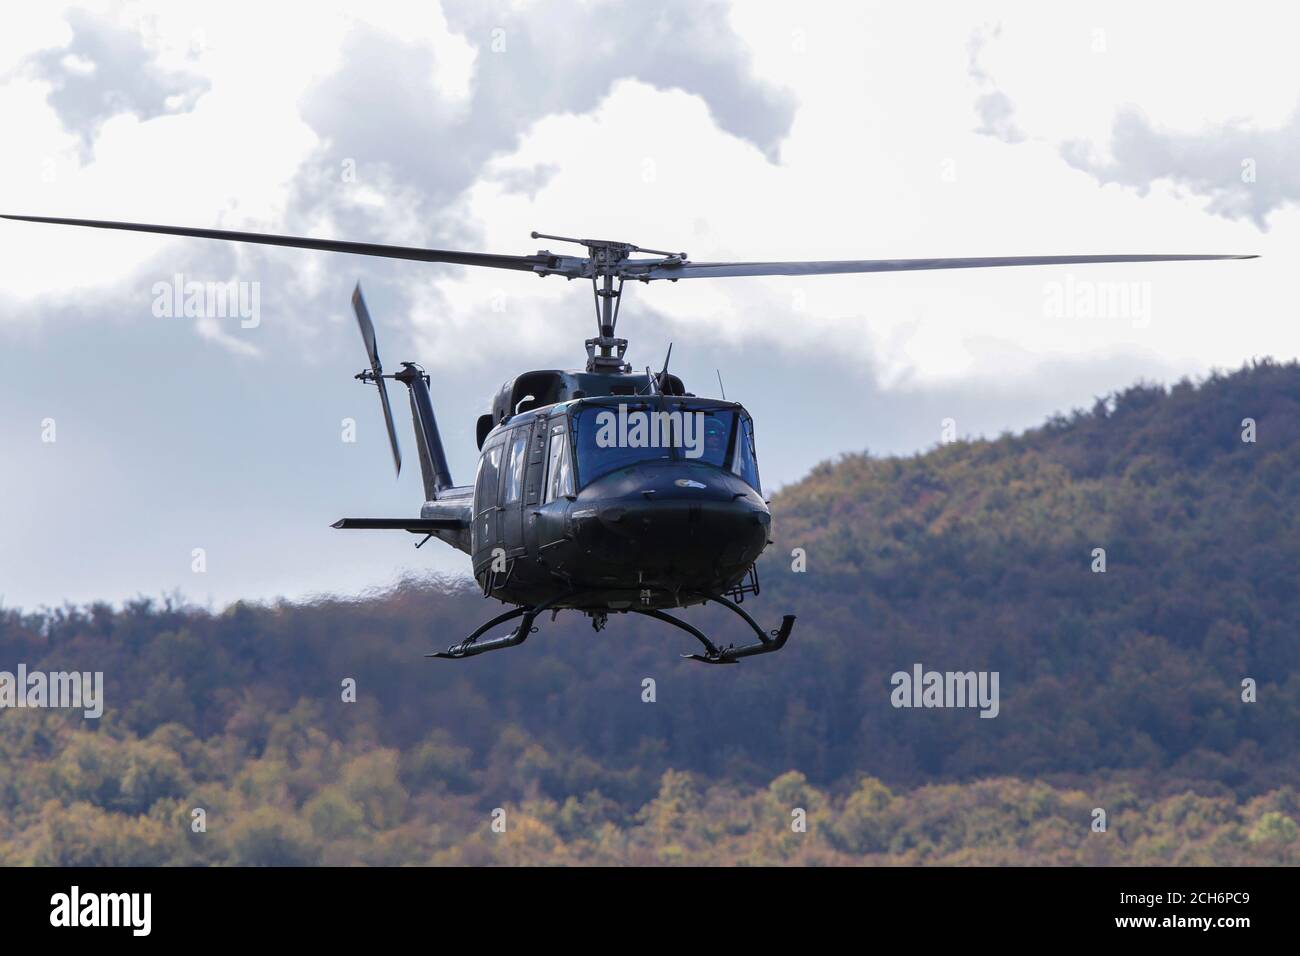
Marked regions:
[570,402,760,490]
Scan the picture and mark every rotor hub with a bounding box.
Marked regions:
[528,233,687,372]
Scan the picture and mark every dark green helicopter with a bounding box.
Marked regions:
[0,214,1256,662]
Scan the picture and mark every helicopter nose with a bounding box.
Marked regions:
[593,495,770,537]
[578,462,770,570]
[594,459,756,504]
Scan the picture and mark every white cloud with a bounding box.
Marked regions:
[426,3,1295,388]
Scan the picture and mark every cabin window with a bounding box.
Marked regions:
[503,431,528,504]
[543,426,574,502]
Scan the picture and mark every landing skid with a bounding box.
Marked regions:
[429,591,794,663]
[426,596,562,659]
[635,593,794,664]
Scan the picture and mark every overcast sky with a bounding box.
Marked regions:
[1,0,1295,610]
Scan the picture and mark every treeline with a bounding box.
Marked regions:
[3,709,1297,865]
[2,359,1298,864]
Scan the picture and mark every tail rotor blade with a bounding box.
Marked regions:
[351,282,381,371]
[376,371,402,478]
[351,283,402,477]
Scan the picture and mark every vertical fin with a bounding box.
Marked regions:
[396,363,454,497]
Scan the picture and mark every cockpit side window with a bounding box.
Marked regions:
[543,424,574,502]
[730,415,760,491]
[503,430,528,504]
[475,441,504,515]
[695,410,733,467]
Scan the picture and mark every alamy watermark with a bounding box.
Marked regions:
[151,273,260,328]
[50,886,150,936]
[0,664,103,718]
[594,404,706,459]
[890,662,999,718]
[1043,275,1152,328]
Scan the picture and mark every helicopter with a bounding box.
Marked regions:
[1,214,1256,662]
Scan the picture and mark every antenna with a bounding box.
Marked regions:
[651,342,672,394]
[716,369,727,401]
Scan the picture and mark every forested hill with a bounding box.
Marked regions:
[768,358,1300,787]
[2,360,1298,865]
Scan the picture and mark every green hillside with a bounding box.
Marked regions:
[2,360,1298,865]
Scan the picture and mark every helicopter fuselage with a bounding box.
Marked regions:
[458,391,770,611]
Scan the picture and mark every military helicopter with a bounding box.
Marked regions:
[1,214,1256,661]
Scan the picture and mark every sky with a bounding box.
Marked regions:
[1,0,1296,610]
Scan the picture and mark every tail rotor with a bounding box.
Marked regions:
[351,283,403,477]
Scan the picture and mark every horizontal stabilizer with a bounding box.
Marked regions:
[331,517,465,533]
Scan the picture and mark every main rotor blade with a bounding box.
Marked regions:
[638,253,1258,280]
[351,284,402,477]
[1,215,555,273]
